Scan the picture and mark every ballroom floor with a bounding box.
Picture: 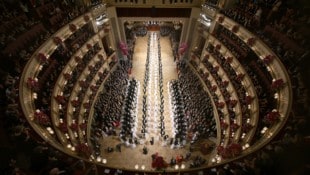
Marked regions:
[98,33,214,172]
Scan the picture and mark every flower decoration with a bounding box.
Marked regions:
[242,123,253,133]
[69,23,77,32]
[27,77,39,91]
[63,73,71,80]
[247,37,256,47]
[34,111,51,126]
[230,123,240,132]
[245,95,253,105]
[119,41,128,56]
[74,56,81,62]
[76,143,92,157]
[271,79,285,91]
[220,120,228,130]
[263,55,275,64]
[216,101,225,108]
[84,15,90,22]
[86,43,92,49]
[55,95,66,105]
[79,123,87,130]
[71,99,80,107]
[178,42,188,56]
[37,53,47,63]
[217,143,242,159]
[53,37,62,45]
[263,110,280,125]
[236,73,245,82]
[232,25,239,33]
[151,153,168,170]
[226,56,233,63]
[70,123,78,131]
[83,102,90,109]
[58,122,68,132]
[218,16,224,23]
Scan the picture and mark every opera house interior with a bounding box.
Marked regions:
[0,0,310,174]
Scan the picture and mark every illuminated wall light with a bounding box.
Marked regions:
[211,158,216,163]
[134,164,139,169]
[82,131,86,135]
[141,165,145,170]
[64,81,67,85]
[67,144,72,148]
[33,93,37,99]
[247,118,250,123]
[73,108,75,112]
[74,132,78,137]
[96,156,102,162]
[34,78,38,82]
[59,119,63,123]
[39,65,43,70]
[58,104,62,110]
[102,158,107,164]
[181,164,185,169]
[60,92,63,96]
[36,109,40,113]
[248,105,251,109]
[175,165,179,170]
[71,146,75,151]
[274,93,279,99]
[75,97,78,100]
[65,133,69,139]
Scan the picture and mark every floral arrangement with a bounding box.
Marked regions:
[71,99,80,107]
[232,25,239,33]
[58,122,68,132]
[230,123,240,132]
[37,53,47,63]
[178,42,188,56]
[236,73,245,82]
[218,16,225,23]
[217,143,242,159]
[151,153,168,170]
[76,143,92,157]
[220,120,228,130]
[86,43,92,49]
[27,77,39,91]
[70,123,78,131]
[271,78,285,91]
[34,111,50,126]
[69,23,77,32]
[84,15,90,22]
[119,41,129,56]
[53,37,62,45]
[263,55,275,64]
[263,110,280,125]
[226,56,233,63]
[247,37,256,47]
[63,73,71,80]
[216,101,225,108]
[242,123,253,133]
[79,123,87,130]
[245,95,253,105]
[55,95,66,105]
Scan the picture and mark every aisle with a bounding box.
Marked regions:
[131,33,178,141]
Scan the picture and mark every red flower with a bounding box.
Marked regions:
[245,95,253,105]
[264,110,280,125]
[271,79,285,91]
[86,43,92,49]
[58,122,68,132]
[63,73,71,80]
[55,95,66,104]
[84,15,90,22]
[226,56,233,63]
[220,120,228,130]
[230,123,240,132]
[242,123,253,133]
[247,37,256,47]
[71,99,80,107]
[218,16,225,23]
[27,77,39,91]
[53,37,62,44]
[232,25,239,33]
[37,53,47,63]
[263,55,274,64]
[227,143,242,157]
[69,23,77,32]
[34,111,51,126]
[79,123,87,130]
[216,101,225,108]
[70,123,78,131]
